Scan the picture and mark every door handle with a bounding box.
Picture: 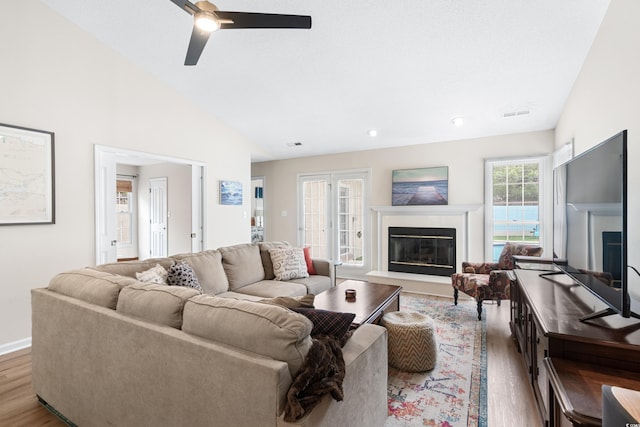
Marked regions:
[111,240,117,246]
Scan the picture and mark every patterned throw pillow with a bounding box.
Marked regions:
[497,243,543,270]
[269,247,309,281]
[135,264,168,285]
[291,308,355,344]
[167,260,203,293]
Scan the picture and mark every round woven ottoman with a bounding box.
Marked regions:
[381,311,437,372]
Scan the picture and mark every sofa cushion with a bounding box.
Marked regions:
[234,280,308,298]
[167,260,203,293]
[182,295,313,377]
[171,250,229,295]
[258,241,291,280]
[48,268,135,309]
[218,244,265,290]
[116,282,200,329]
[287,275,333,295]
[260,294,315,309]
[135,264,168,285]
[269,247,309,281]
[92,258,175,278]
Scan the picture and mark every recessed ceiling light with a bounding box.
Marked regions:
[367,129,378,137]
[451,117,464,127]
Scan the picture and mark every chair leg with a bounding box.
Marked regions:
[476,300,483,320]
[454,288,458,305]
[497,298,501,307]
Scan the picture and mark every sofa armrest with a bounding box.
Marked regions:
[311,258,333,282]
[278,323,388,427]
[461,262,499,274]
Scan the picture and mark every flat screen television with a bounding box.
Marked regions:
[551,129,639,321]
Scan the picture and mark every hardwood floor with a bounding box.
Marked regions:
[0,348,63,426]
[485,300,542,426]
[0,299,540,426]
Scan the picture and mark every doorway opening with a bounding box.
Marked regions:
[95,145,205,265]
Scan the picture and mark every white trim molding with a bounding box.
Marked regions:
[0,337,31,356]
[370,204,482,274]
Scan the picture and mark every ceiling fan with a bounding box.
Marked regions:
[170,0,312,66]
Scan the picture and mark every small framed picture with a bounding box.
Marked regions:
[219,180,243,205]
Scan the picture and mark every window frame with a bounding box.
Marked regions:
[484,155,550,262]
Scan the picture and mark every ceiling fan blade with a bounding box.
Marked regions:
[215,11,311,30]
[184,26,212,65]
[170,0,200,15]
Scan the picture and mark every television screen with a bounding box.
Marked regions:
[552,130,633,320]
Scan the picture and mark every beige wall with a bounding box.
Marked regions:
[252,130,555,268]
[0,1,254,350]
[555,0,640,300]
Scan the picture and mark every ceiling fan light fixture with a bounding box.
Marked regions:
[194,12,219,32]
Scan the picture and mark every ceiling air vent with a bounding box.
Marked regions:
[503,110,530,118]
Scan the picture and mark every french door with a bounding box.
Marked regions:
[298,170,370,279]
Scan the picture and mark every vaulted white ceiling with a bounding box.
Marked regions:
[41,0,610,161]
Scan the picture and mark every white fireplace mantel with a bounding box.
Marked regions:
[370,204,482,275]
[371,204,482,215]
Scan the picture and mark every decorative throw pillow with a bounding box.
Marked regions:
[135,264,168,285]
[291,308,355,344]
[303,246,317,275]
[269,247,309,281]
[260,294,315,309]
[167,260,203,293]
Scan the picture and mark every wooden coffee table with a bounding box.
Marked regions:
[313,280,402,328]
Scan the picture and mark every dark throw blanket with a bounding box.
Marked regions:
[283,335,346,422]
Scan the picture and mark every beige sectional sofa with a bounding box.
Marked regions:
[31,242,389,427]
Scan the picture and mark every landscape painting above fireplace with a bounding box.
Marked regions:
[392,166,448,206]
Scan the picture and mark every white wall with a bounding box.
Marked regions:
[555,0,640,301]
[0,1,255,350]
[252,130,554,269]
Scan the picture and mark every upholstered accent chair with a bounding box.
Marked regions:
[451,242,543,320]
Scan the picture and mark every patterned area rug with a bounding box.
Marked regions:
[385,293,487,427]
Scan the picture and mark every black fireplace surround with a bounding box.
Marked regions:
[388,227,456,277]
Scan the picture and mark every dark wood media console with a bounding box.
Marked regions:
[510,268,640,426]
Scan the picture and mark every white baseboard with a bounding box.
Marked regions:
[0,337,32,356]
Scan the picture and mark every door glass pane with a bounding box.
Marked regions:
[337,178,364,266]
[302,180,327,259]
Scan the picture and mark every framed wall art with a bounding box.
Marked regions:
[392,166,448,206]
[219,180,243,206]
[0,123,55,225]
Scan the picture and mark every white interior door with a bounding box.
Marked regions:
[149,177,168,258]
[95,147,117,264]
